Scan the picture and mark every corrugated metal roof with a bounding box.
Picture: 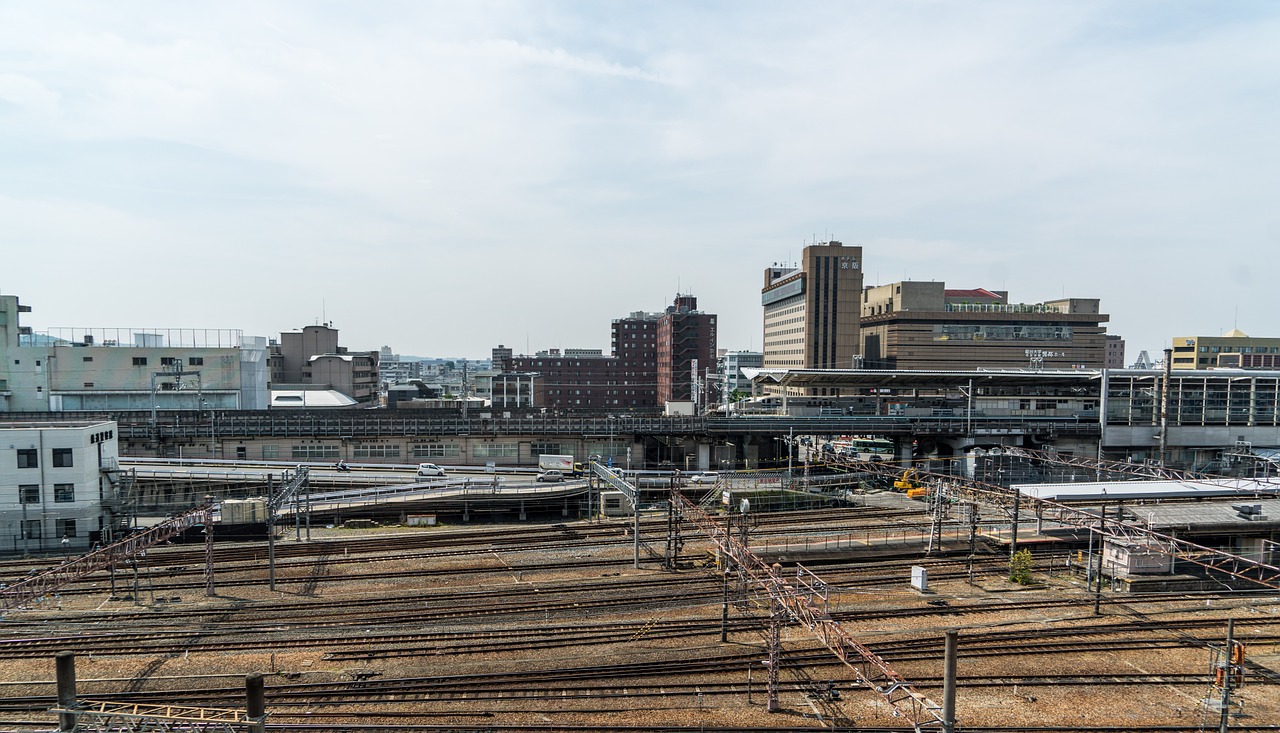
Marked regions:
[1137,499,1280,531]
[1014,478,1280,502]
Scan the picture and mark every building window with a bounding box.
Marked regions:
[54,483,75,502]
[189,357,204,366]
[262,445,280,460]
[133,357,148,366]
[473,443,518,458]
[353,445,401,459]
[56,519,76,538]
[161,357,178,366]
[291,445,340,460]
[23,520,41,540]
[84,382,94,388]
[414,444,461,458]
[17,449,38,468]
[20,485,40,503]
[53,448,73,467]
[83,356,93,362]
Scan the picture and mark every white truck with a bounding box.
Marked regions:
[537,454,575,474]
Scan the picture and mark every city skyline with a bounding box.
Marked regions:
[3,2,1277,359]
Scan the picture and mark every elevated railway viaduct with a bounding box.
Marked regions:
[7,408,1099,471]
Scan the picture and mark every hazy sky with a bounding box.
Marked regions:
[3,1,1277,361]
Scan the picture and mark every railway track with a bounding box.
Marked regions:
[2,503,1277,732]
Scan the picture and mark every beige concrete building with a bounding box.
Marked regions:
[859,282,1108,370]
[1170,329,1280,370]
[761,241,862,384]
[269,324,380,404]
[0,293,268,413]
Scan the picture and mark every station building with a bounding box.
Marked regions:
[858,281,1109,371]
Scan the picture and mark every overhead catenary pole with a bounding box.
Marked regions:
[267,474,276,591]
[204,495,215,597]
[1009,488,1021,559]
[1220,618,1235,733]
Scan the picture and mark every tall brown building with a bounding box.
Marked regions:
[499,313,662,411]
[610,312,659,407]
[762,241,862,390]
[656,294,717,405]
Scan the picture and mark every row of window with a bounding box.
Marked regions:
[15,448,74,469]
[17,518,77,539]
[130,356,205,366]
[17,483,76,502]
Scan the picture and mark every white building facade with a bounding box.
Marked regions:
[1,420,122,554]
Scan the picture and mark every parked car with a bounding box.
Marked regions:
[688,471,720,485]
[536,470,565,482]
[416,463,446,477]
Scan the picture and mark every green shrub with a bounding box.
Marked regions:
[1009,549,1034,585]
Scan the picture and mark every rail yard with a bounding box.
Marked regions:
[2,481,1279,733]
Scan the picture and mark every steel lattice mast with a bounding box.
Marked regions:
[671,490,947,730]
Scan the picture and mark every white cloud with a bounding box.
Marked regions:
[1,1,1278,359]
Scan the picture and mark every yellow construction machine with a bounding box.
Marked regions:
[894,469,929,499]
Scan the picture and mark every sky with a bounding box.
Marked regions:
[2,1,1278,362]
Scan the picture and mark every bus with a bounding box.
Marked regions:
[832,436,894,462]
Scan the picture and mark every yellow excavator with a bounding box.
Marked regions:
[894,469,928,498]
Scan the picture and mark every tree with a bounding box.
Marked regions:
[1009,548,1034,585]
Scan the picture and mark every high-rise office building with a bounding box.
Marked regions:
[761,241,863,380]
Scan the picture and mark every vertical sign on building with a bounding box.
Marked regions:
[690,358,699,409]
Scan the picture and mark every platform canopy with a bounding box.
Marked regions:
[1013,478,1280,503]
